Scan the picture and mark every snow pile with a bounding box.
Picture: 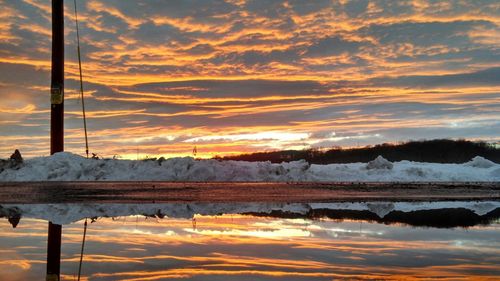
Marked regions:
[366,155,393,170]
[465,156,496,168]
[1,201,499,225]
[0,152,498,182]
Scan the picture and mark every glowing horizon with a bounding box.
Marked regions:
[0,0,499,159]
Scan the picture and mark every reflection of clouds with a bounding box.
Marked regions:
[0,216,499,280]
[183,227,312,239]
[323,227,384,237]
[1,1,500,157]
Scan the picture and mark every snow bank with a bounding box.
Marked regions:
[0,152,498,182]
[1,201,498,225]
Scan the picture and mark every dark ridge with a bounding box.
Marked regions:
[245,208,500,228]
[219,139,500,164]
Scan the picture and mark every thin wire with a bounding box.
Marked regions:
[74,0,89,158]
[77,218,88,281]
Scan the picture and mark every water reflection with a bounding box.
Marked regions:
[0,203,499,280]
[1,201,499,227]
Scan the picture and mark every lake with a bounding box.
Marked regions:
[0,202,499,280]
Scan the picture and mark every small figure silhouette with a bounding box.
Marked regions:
[10,149,23,165]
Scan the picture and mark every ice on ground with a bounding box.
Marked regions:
[0,152,498,182]
[1,201,499,225]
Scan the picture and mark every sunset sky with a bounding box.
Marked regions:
[0,0,499,159]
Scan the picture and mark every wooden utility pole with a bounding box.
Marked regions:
[50,0,64,154]
[47,1,64,280]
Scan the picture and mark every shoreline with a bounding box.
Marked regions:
[0,181,499,204]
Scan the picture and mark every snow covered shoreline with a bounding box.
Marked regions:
[0,152,499,182]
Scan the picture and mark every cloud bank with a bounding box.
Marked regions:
[0,0,499,158]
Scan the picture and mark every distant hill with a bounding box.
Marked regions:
[219,139,500,164]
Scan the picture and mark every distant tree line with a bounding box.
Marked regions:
[219,139,500,164]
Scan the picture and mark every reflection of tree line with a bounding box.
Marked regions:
[245,208,500,228]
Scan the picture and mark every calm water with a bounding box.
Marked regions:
[0,205,499,280]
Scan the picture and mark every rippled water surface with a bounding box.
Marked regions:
[1,212,499,280]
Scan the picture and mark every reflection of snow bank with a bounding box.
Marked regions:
[0,152,499,182]
[1,201,499,225]
[0,203,309,225]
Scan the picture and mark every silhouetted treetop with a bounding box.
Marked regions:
[220,139,499,164]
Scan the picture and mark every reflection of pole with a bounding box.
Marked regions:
[47,1,64,281]
[77,219,88,281]
[47,222,62,281]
